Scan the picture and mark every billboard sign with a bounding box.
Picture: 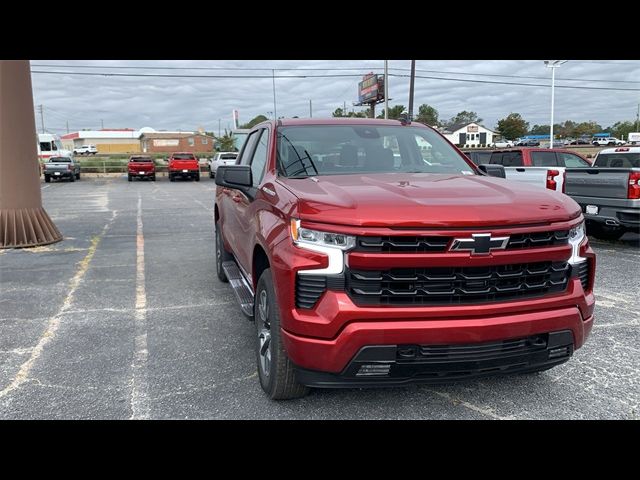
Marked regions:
[358,73,385,104]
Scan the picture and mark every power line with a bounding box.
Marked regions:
[30,69,640,92]
[31,62,640,84]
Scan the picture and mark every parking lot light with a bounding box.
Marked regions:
[545,60,567,149]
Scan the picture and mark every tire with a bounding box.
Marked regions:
[195,173,200,182]
[209,168,214,179]
[169,174,175,182]
[215,224,232,282]
[128,174,132,182]
[255,268,309,400]
[588,223,625,241]
[44,175,50,183]
[76,172,81,180]
[69,173,75,182]
[151,175,156,181]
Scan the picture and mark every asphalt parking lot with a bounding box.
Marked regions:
[0,176,638,419]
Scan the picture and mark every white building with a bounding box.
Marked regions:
[443,122,497,147]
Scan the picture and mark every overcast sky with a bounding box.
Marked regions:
[30,60,640,135]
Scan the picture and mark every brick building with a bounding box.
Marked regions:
[140,132,215,154]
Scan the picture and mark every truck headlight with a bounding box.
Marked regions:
[290,218,355,275]
[568,221,586,265]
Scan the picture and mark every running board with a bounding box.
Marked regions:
[222,261,254,317]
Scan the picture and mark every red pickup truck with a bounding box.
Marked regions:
[168,152,200,182]
[215,118,596,399]
[128,155,156,181]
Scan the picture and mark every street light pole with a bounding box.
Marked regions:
[384,60,389,119]
[545,60,567,149]
[408,60,416,121]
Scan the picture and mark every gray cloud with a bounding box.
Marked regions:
[30,60,640,134]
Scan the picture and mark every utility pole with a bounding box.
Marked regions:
[66,120,69,134]
[384,60,389,119]
[408,60,416,121]
[309,99,312,118]
[38,104,45,133]
[218,119,221,137]
[272,69,277,119]
[636,103,639,132]
[343,101,346,115]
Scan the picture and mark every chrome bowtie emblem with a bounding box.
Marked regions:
[450,233,509,255]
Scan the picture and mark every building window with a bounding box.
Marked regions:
[201,137,208,145]
[188,137,195,146]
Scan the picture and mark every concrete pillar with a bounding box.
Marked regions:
[0,60,62,248]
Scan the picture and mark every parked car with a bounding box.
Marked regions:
[491,140,514,148]
[515,140,541,147]
[569,139,590,145]
[168,152,200,182]
[128,155,156,181]
[214,118,595,399]
[565,146,640,240]
[486,148,591,192]
[73,144,98,155]
[43,156,81,183]
[592,137,625,146]
[208,152,238,178]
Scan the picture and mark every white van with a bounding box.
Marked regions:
[37,133,74,161]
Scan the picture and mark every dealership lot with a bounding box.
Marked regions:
[0,177,638,419]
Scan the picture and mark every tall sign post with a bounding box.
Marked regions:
[355,73,387,118]
[0,60,62,248]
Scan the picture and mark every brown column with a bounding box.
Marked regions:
[0,60,62,248]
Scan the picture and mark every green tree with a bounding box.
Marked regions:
[376,105,406,120]
[496,113,529,140]
[529,124,550,135]
[572,121,602,137]
[444,111,483,130]
[214,130,237,151]
[239,114,268,129]
[332,107,368,118]
[415,104,439,126]
[605,121,636,140]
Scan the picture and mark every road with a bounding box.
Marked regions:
[0,176,638,419]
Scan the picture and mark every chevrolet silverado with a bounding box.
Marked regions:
[214,118,596,399]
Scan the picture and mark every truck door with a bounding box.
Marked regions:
[231,128,270,277]
[221,130,260,255]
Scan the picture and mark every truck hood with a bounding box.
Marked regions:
[278,173,581,228]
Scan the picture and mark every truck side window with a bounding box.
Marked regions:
[558,152,589,167]
[238,131,260,166]
[489,153,504,164]
[531,151,558,167]
[250,130,269,187]
[502,152,523,167]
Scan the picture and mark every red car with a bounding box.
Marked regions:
[215,118,595,399]
[127,155,156,181]
[168,152,200,182]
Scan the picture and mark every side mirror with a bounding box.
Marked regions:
[478,164,506,178]
[216,165,252,188]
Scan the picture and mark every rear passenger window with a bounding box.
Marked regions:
[491,152,523,167]
[558,152,590,167]
[531,151,558,167]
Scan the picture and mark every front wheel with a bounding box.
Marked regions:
[255,268,309,400]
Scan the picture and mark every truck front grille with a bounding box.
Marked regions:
[347,261,570,306]
[355,230,569,253]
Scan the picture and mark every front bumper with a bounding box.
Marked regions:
[295,329,579,387]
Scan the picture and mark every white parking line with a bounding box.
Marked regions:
[0,211,117,400]
[130,193,150,420]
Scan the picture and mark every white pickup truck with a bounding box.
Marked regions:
[73,144,98,155]
[466,147,592,193]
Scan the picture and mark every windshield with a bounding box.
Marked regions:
[49,157,71,163]
[595,153,640,168]
[172,154,195,160]
[276,125,475,177]
[130,157,153,162]
[220,154,237,160]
